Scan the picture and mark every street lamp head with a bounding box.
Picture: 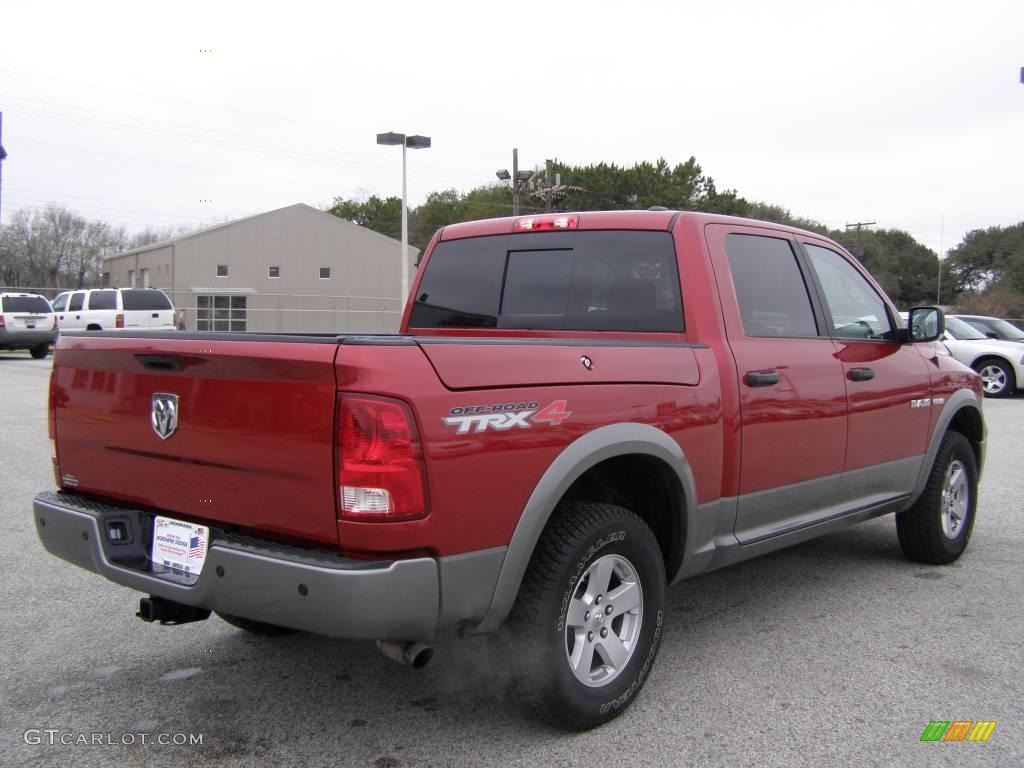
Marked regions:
[405,135,431,149]
[376,132,405,146]
[515,170,534,181]
[496,169,511,181]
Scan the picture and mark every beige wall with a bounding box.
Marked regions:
[104,205,412,333]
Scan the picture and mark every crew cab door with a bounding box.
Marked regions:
[707,225,848,544]
[795,238,932,504]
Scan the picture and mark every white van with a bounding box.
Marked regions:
[52,289,176,332]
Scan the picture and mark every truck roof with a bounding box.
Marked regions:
[439,210,824,241]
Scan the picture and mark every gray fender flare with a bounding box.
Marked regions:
[909,388,986,506]
[473,423,697,634]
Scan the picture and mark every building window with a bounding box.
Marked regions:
[216,265,229,278]
[268,266,280,279]
[319,267,331,280]
[197,295,246,332]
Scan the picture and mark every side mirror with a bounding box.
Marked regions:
[985,331,999,339]
[905,306,945,343]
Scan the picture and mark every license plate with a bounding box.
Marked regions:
[152,516,209,575]
[25,324,35,329]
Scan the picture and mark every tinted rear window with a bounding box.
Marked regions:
[409,231,683,332]
[122,289,172,310]
[2,296,52,313]
[88,291,118,310]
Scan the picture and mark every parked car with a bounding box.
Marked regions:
[0,292,59,359]
[51,288,176,332]
[35,211,985,730]
[952,314,1024,343]
[940,316,1023,397]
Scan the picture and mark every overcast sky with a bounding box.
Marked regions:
[2,0,1022,256]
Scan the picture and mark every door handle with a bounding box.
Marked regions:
[849,367,875,381]
[745,370,780,387]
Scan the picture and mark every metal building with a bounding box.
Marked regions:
[102,203,416,333]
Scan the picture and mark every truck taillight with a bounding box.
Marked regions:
[115,313,125,329]
[337,394,428,522]
[0,315,5,329]
[513,214,579,232]
[48,370,60,486]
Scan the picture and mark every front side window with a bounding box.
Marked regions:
[725,234,818,338]
[51,294,68,312]
[804,244,892,340]
[944,316,987,341]
[409,231,683,332]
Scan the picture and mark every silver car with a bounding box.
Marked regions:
[0,292,59,359]
[941,316,1023,397]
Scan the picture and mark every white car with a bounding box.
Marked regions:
[51,288,176,332]
[0,292,59,358]
[940,316,1024,398]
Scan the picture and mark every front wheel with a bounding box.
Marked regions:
[896,431,978,564]
[502,502,666,730]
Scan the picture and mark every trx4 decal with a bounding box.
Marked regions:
[442,400,572,435]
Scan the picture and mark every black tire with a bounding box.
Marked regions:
[29,343,49,359]
[973,357,1014,398]
[501,501,666,730]
[216,612,297,636]
[896,431,978,564]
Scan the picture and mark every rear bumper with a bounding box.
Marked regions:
[0,328,58,348]
[33,491,504,640]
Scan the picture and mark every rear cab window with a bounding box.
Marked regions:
[409,231,683,332]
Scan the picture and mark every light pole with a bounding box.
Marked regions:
[496,148,534,216]
[377,131,431,303]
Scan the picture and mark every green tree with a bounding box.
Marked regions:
[327,195,405,243]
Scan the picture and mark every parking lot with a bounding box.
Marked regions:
[2,352,1021,768]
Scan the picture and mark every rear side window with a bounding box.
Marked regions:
[69,293,85,312]
[87,291,118,310]
[726,234,818,338]
[122,289,172,311]
[1,296,51,313]
[410,231,683,332]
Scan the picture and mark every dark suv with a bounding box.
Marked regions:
[0,292,58,359]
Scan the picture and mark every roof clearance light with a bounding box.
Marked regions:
[513,215,579,232]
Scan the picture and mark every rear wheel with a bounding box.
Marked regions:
[501,501,666,730]
[974,358,1014,397]
[216,612,297,636]
[896,431,978,564]
[29,343,49,359]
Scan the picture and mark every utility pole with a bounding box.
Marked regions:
[496,149,534,216]
[845,221,876,259]
[545,159,553,212]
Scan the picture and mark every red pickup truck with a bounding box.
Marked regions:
[34,210,985,730]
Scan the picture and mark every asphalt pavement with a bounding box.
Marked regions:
[2,352,1021,767]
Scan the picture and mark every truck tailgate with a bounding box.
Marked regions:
[52,335,340,546]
